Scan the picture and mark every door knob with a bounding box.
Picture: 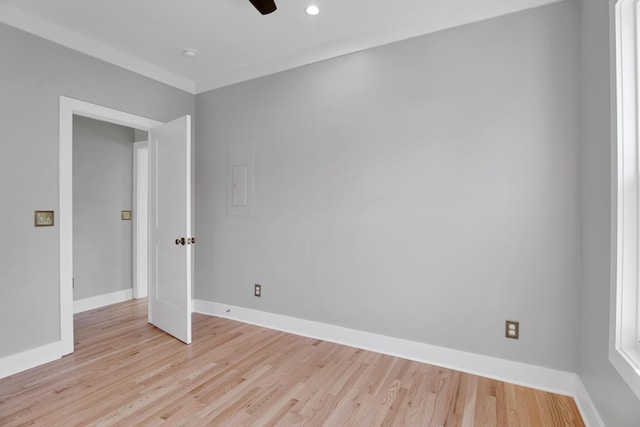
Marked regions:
[175,237,186,245]
[188,237,196,244]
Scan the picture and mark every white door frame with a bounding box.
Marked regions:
[59,96,162,355]
[133,141,149,299]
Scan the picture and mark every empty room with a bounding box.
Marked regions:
[1,0,640,425]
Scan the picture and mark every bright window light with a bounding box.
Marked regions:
[610,0,640,401]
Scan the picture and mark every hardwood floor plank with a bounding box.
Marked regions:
[0,299,585,426]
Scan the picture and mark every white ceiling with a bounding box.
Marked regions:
[0,0,561,94]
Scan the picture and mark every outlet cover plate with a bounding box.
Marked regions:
[505,320,519,339]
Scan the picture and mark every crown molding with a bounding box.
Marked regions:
[1,0,563,95]
[194,0,563,93]
[0,3,196,94]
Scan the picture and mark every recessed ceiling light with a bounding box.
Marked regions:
[182,48,198,58]
[306,5,320,16]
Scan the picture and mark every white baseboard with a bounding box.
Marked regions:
[74,288,133,313]
[193,299,604,427]
[573,376,606,427]
[0,289,133,380]
[0,341,62,379]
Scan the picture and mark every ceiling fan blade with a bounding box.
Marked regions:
[249,0,277,15]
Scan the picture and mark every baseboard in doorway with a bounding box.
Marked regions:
[74,289,133,314]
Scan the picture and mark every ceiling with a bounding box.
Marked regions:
[0,0,561,94]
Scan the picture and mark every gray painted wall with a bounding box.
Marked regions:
[73,116,134,301]
[0,22,195,358]
[195,1,579,371]
[134,129,148,143]
[577,0,640,425]
[3,1,639,421]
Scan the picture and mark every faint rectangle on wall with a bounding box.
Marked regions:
[232,165,248,207]
[227,142,254,215]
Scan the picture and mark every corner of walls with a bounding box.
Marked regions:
[193,299,603,426]
[574,376,607,426]
[576,0,640,425]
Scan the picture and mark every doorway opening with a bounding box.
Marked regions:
[71,116,148,312]
[59,96,162,355]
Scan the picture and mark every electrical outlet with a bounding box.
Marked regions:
[505,320,519,339]
[254,284,261,297]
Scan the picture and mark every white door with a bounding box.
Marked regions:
[148,115,192,344]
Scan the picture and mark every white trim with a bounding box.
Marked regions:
[60,96,163,356]
[193,299,603,426]
[0,342,62,380]
[2,0,561,95]
[574,377,607,427]
[193,0,563,93]
[609,0,640,400]
[73,289,134,314]
[0,4,195,94]
[133,141,149,299]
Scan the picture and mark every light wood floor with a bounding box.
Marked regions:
[0,299,584,426]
